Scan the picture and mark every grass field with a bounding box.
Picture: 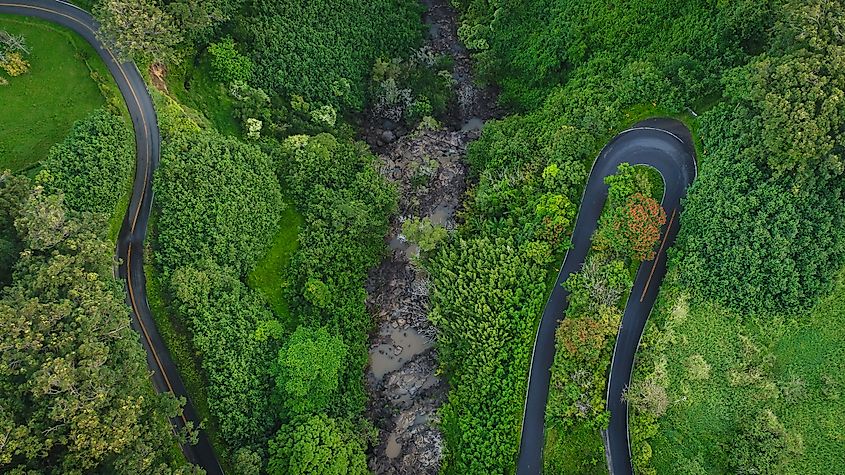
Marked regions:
[631,269,845,473]
[0,15,109,172]
[247,203,304,322]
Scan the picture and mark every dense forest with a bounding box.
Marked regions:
[2,0,844,473]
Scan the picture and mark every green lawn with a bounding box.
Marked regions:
[632,269,845,473]
[247,203,303,322]
[0,15,110,172]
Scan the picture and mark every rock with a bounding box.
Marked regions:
[383,119,397,131]
[381,130,396,143]
[394,345,403,356]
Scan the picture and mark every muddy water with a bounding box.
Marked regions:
[370,327,431,380]
[386,433,402,458]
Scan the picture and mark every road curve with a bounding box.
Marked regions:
[516,118,696,474]
[0,2,223,473]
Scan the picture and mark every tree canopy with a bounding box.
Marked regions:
[0,179,188,474]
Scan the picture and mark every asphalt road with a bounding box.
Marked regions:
[0,1,223,473]
[516,118,696,474]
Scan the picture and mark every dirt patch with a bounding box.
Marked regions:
[149,62,168,94]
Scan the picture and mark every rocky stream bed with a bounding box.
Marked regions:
[363,0,499,473]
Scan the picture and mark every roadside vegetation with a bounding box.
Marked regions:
[0,173,190,473]
[544,164,665,474]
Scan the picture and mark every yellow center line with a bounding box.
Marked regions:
[640,207,677,302]
[2,3,184,425]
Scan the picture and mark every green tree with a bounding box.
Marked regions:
[155,129,283,275]
[94,0,183,63]
[239,0,423,110]
[267,414,368,475]
[273,326,347,415]
[402,216,448,252]
[0,171,28,286]
[169,260,278,449]
[727,410,790,474]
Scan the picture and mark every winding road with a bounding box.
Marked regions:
[517,118,697,474]
[0,1,223,473]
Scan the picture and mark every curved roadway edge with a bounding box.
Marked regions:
[0,2,223,473]
[516,118,696,474]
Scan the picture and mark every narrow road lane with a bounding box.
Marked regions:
[516,119,696,474]
[0,1,223,473]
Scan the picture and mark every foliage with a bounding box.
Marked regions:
[0,171,27,286]
[534,192,576,245]
[674,104,845,314]
[543,163,665,469]
[208,36,253,84]
[273,325,347,415]
[94,0,182,63]
[727,410,790,474]
[267,414,369,475]
[427,237,549,473]
[370,51,455,124]
[262,132,395,464]
[0,29,29,76]
[155,129,283,275]
[0,51,28,76]
[0,181,188,473]
[451,0,772,108]
[169,259,278,450]
[239,0,424,111]
[670,0,845,315]
[401,216,448,253]
[41,109,133,215]
[630,266,845,473]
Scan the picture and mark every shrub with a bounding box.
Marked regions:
[42,109,133,215]
[208,36,253,83]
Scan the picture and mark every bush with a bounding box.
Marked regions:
[169,260,278,449]
[208,36,253,84]
[155,129,283,275]
[267,414,369,475]
[42,109,133,215]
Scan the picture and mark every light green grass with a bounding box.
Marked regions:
[247,202,303,323]
[0,15,107,172]
[164,57,240,136]
[633,270,845,473]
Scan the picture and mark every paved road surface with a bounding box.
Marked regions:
[516,118,696,474]
[0,1,223,473]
